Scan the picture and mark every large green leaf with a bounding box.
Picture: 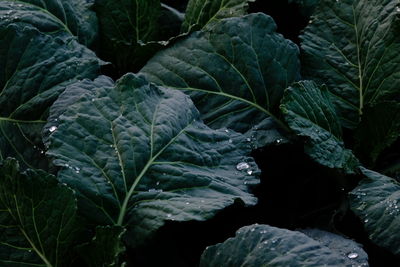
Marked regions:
[349,167,400,256]
[280,80,359,173]
[47,73,259,247]
[2,0,98,46]
[141,13,300,140]
[0,4,103,169]
[301,0,400,133]
[0,158,79,267]
[94,0,161,71]
[200,224,367,267]
[181,0,255,33]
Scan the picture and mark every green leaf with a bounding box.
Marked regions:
[0,7,103,169]
[2,0,98,46]
[349,167,400,256]
[301,0,400,129]
[0,158,79,267]
[280,80,359,173]
[47,73,259,247]
[200,224,367,266]
[141,13,300,140]
[78,226,126,267]
[94,0,161,71]
[181,0,255,33]
[354,102,400,165]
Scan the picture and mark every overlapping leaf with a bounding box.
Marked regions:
[200,224,367,266]
[280,80,359,173]
[182,0,255,32]
[47,73,259,247]
[0,158,79,266]
[301,0,400,162]
[1,0,98,46]
[349,168,400,256]
[0,2,103,170]
[141,13,300,141]
[302,0,400,126]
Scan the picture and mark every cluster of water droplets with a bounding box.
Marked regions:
[384,198,399,216]
[236,161,254,182]
[63,163,80,173]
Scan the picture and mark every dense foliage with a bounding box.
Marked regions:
[0,0,399,266]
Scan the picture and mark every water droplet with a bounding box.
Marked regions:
[397,6,400,12]
[260,230,267,234]
[201,200,205,203]
[91,98,95,102]
[247,170,253,175]
[228,139,233,143]
[28,249,32,252]
[263,240,268,244]
[309,20,313,24]
[185,202,190,205]
[347,252,358,259]
[236,162,250,170]
[167,213,172,218]
[250,228,255,232]
[163,173,166,176]
[40,150,44,154]
[246,138,251,142]
[276,139,283,144]
[225,129,229,133]
[156,181,160,186]
[49,126,57,133]
[364,219,369,223]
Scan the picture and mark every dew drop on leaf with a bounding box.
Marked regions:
[49,126,57,133]
[236,162,250,170]
[347,252,358,259]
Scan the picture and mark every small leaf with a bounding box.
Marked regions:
[182,0,255,32]
[280,80,359,173]
[78,226,126,267]
[48,73,259,247]
[141,13,300,141]
[200,224,367,266]
[0,158,79,266]
[94,0,161,71]
[349,167,400,256]
[354,102,400,165]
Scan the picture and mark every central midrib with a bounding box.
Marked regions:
[352,6,364,116]
[116,120,194,226]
